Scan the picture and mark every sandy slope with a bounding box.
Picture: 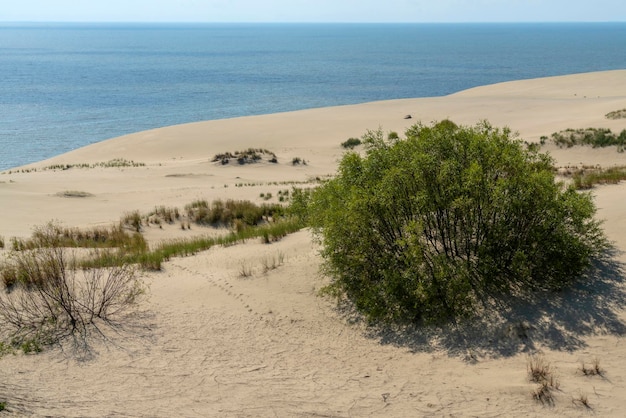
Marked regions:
[1,70,626,417]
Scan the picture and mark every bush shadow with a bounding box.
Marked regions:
[359,247,626,359]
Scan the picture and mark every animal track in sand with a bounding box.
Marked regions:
[169,262,260,316]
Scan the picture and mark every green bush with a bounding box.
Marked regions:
[309,121,606,323]
[341,137,362,149]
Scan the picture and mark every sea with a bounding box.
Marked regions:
[1,22,625,170]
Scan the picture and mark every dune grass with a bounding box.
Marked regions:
[549,127,626,151]
[569,165,626,189]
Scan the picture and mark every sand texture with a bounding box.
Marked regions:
[1,70,626,417]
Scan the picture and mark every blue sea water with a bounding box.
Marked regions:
[1,22,625,170]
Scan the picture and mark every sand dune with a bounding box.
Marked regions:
[1,70,626,417]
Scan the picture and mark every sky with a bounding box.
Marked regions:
[1,0,625,23]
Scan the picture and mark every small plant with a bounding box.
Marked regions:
[341,137,362,149]
[387,131,399,140]
[528,354,553,383]
[56,190,93,198]
[262,251,285,273]
[239,262,253,278]
[527,354,559,406]
[581,358,603,376]
[0,401,6,411]
[573,392,591,409]
[0,235,4,249]
[532,381,554,406]
[122,211,142,232]
[292,157,302,165]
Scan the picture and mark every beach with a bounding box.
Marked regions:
[1,70,626,416]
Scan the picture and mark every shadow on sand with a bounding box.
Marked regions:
[353,248,626,359]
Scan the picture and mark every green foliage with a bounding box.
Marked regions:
[185,199,283,228]
[0,401,5,411]
[571,166,626,189]
[550,127,626,151]
[341,137,362,149]
[605,109,626,120]
[310,121,606,323]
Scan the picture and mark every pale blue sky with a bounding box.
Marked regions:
[2,0,625,23]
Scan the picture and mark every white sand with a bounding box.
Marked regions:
[1,70,626,417]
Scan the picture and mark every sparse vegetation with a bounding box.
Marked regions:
[0,224,145,351]
[212,148,277,165]
[56,190,93,198]
[528,354,559,406]
[549,127,626,151]
[262,251,285,273]
[573,392,591,409]
[122,211,143,232]
[570,165,626,189]
[185,199,283,228]
[605,109,626,119]
[581,358,603,376]
[2,159,145,175]
[309,121,607,323]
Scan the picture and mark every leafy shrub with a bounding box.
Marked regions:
[309,121,606,323]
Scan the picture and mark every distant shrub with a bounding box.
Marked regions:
[341,137,362,149]
[550,127,626,150]
[605,109,626,119]
[212,148,277,165]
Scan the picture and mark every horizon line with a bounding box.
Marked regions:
[1,20,625,25]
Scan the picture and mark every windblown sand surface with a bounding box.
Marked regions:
[1,70,626,416]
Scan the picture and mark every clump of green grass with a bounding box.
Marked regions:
[56,190,94,198]
[147,206,180,224]
[549,127,626,151]
[341,137,362,149]
[122,211,143,232]
[185,199,283,228]
[569,165,626,189]
[605,109,626,120]
[212,148,277,165]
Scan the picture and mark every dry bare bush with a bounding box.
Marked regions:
[527,354,559,406]
[532,381,555,406]
[0,241,145,349]
[581,357,604,376]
